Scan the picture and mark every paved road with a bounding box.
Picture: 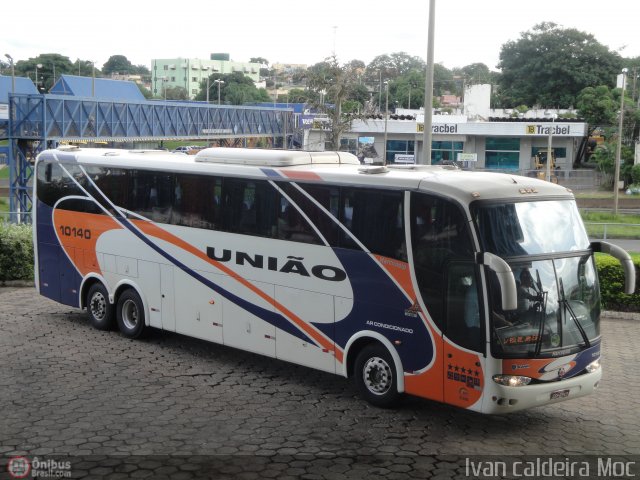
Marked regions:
[1,287,639,479]
[593,238,640,253]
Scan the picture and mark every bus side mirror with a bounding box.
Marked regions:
[591,241,636,294]
[477,252,518,311]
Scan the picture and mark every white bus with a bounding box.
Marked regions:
[33,146,635,413]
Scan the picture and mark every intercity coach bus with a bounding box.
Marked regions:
[33,146,635,413]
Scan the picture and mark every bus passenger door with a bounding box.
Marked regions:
[160,264,175,332]
[443,263,485,409]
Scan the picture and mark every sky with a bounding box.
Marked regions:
[2,0,640,72]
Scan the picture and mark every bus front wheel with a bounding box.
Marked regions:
[86,283,115,331]
[116,289,146,339]
[354,343,400,408]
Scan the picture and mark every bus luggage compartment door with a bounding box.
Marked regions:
[160,264,176,332]
[37,243,62,302]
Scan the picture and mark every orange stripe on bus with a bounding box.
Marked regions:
[131,219,343,363]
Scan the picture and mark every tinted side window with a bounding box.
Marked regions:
[85,166,130,216]
[172,174,221,229]
[342,188,405,261]
[36,162,85,207]
[220,179,278,238]
[282,183,338,246]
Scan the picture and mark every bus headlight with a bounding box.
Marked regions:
[492,375,532,387]
[585,359,601,373]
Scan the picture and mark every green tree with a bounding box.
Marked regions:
[306,56,367,149]
[576,85,619,128]
[282,88,308,103]
[497,23,623,107]
[392,71,424,109]
[164,86,189,100]
[102,55,134,75]
[132,64,150,76]
[137,83,153,99]
[194,72,270,105]
[13,54,76,90]
[433,64,456,96]
[365,52,425,85]
[453,63,494,85]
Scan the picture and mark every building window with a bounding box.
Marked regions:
[385,140,415,163]
[431,141,463,165]
[163,65,168,71]
[339,138,358,155]
[192,77,198,82]
[171,77,175,82]
[485,137,520,170]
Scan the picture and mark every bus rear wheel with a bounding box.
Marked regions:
[86,283,115,330]
[116,289,146,339]
[354,343,400,408]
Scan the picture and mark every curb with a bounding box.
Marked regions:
[0,280,34,288]
[602,310,640,321]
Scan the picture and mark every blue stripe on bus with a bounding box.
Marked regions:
[117,217,317,345]
[260,168,282,178]
[312,248,434,373]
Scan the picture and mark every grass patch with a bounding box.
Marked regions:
[581,211,640,239]
[0,167,9,180]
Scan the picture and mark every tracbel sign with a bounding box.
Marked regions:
[417,123,458,133]
[525,124,571,135]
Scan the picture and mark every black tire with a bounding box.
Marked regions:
[354,343,401,408]
[116,289,146,339]
[86,283,115,331]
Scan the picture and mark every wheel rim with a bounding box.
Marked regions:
[121,299,139,330]
[362,356,393,395]
[90,292,107,320]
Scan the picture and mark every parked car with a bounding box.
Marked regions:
[173,146,192,153]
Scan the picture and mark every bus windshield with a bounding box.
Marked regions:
[473,200,599,358]
[473,200,590,257]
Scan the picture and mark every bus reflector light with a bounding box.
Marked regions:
[585,359,601,373]
[492,375,532,387]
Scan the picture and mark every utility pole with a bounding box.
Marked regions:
[421,0,436,165]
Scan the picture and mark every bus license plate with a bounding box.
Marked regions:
[550,389,570,400]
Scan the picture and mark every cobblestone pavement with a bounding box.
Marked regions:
[1,287,639,479]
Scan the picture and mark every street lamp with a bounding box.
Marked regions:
[159,76,168,100]
[35,63,42,91]
[614,68,628,214]
[4,54,15,93]
[214,79,224,105]
[383,80,389,165]
[544,110,557,182]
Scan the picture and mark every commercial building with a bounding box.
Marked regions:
[151,55,261,99]
[307,84,589,174]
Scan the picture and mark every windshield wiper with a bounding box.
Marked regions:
[558,278,591,348]
[533,270,548,356]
